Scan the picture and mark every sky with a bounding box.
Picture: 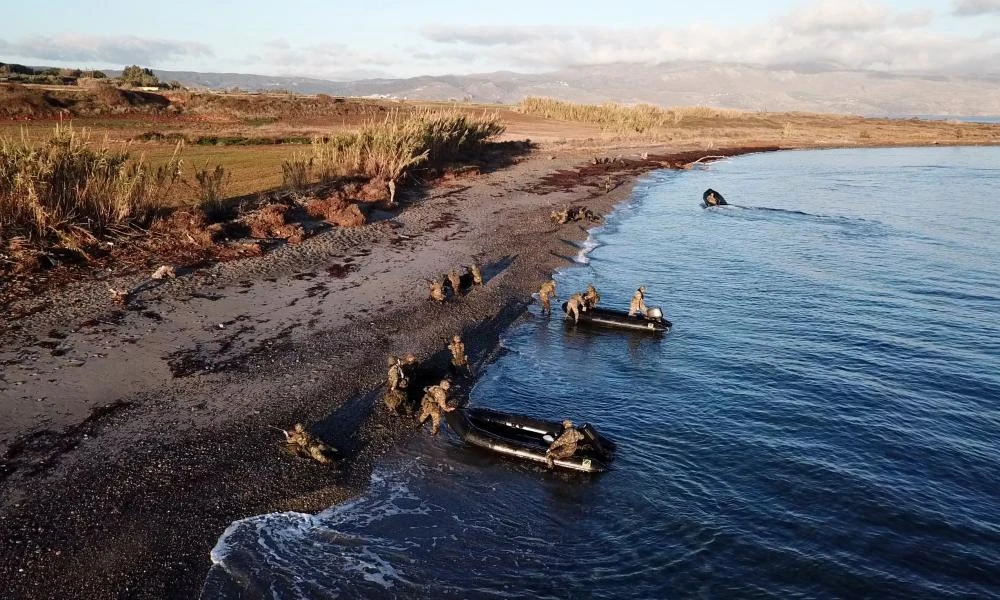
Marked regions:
[2,0,1000,79]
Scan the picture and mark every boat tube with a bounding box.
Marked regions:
[445,407,616,473]
[702,188,728,207]
[561,303,672,334]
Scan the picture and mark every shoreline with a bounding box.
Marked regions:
[0,141,977,597]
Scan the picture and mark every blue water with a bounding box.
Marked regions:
[202,147,1000,599]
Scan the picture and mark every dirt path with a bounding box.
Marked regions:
[0,143,770,599]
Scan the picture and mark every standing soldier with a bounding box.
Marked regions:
[429,278,446,302]
[545,420,585,468]
[582,283,600,310]
[416,379,455,436]
[447,268,463,296]
[565,292,585,323]
[538,280,557,314]
[628,286,647,316]
[448,335,469,372]
[384,355,409,413]
[469,263,484,286]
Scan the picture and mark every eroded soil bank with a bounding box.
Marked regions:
[0,144,772,599]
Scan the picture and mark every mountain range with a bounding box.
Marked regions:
[119,62,1000,116]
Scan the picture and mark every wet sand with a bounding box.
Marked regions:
[0,144,772,598]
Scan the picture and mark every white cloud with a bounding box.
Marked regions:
[413,1,1000,76]
[953,0,1000,16]
[0,34,212,66]
[785,0,887,33]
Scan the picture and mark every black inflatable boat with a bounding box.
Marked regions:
[702,188,728,207]
[561,303,671,334]
[445,407,616,473]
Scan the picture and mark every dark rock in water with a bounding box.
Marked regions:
[703,188,727,207]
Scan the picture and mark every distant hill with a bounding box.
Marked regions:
[39,62,1000,116]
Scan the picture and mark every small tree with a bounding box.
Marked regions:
[121,65,159,87]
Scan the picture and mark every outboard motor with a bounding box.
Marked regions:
[645,306,663,321]
[578,423,613,461]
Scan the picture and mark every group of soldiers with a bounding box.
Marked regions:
[429,263,484,302]
[383,334,470,435]
[549,281,647,323]
[550,205,602,225]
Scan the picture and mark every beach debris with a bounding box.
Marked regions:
[428,278,447,302]
[275,423,337,465]
[151,265,177,280]
[108,287,130,306]
[551,205,601,225]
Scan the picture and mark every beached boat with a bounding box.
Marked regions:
[702,188,728,207]
[445,407,616,473]
[561,302,672,333]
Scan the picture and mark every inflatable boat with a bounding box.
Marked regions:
[702,188,728,207]
[561,303,672,334]
[445,407,615,473]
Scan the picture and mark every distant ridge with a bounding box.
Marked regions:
[78,62,1000,117]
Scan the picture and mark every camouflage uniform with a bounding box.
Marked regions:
[469,264,484,286]
[582,284,600,310]
[628,286,647,316]
[447,269,462,296]
[429,279,446,302]
[538,280,557,314]
[546,420,585,468]
[417,379,454,435]
[448,335,468,369]
[551,208,570,224]
[284,423,335,464]
[384,355,409,413]
[565,293,585,323]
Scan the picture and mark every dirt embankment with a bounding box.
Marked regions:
[0,143,772,598]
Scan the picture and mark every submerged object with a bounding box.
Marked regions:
[702,188,728,207]
[445,407,616,473]
[561,302,672,333]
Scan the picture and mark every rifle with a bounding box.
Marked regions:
[268,425,291,441]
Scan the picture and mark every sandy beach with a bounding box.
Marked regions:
[1,142,769,598]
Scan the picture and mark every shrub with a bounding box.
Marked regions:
[281,155,313,191]
[0,124,182,245]
[192,164,230,214]
[310,109,505,182]
[121,65,159,88]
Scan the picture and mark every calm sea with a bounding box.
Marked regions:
[202,147,1000,599]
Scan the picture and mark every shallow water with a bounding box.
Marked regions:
[202,147,1000,599]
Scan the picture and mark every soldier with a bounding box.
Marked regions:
[448,335,468,371]
[384,355,409,413]
[282,423,336,465]
[628,286,647,316]
[447,268,463,296]
[582,283,600,310]
[416,379,455,435]
[551,207,570,224]
[565,292,585,323]
[546,420,585,468]
[538,280,557,314]
[469,263,484,286]
[429,278,446,302]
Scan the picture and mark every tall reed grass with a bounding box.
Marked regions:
[0,124,181,244]
[516,97,748,133]
[306,109,506,182]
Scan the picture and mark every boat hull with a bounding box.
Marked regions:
[446,407,615,473]
[561,303,671,333]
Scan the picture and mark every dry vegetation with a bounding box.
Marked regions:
[2,84,999,294]
[517,96,747,132]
